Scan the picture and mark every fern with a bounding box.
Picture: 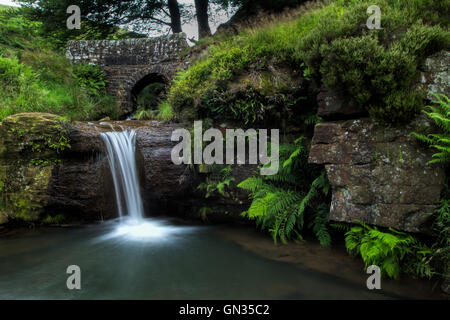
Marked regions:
[345,222,419,279]
[412,93,450,164]
[308,204,331,247]
[238,137,332,245]
[198,165,235,198]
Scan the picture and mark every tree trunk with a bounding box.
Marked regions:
[194,0,211,38]
[168,0,182,33]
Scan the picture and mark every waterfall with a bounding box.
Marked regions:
[101,130,144,221]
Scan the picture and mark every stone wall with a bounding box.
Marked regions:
[308,50,449,233]
[66,34,189,117]
[309,116,446,233]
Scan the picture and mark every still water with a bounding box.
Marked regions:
[0,217,409,300]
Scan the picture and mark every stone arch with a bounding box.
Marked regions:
[65,35,188,118]
[117,64,175,117]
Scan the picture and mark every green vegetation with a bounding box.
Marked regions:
[198,165,236,199]
[135,101,175,121]
[168,0,449,124]
[42,214,65,225]
[0,7,119,121]
[134,82,175,121]
[345,223,421,279]
[346,102,450,280]
[345,212,449,280]
[238,137,331,245]
[413,93,450,164]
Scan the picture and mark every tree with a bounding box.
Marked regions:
[21,0,185,43]
[167,0,182,33]
[194,0,211,38]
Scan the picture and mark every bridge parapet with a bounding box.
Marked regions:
[66,33,188,66]
[65,34,189,117]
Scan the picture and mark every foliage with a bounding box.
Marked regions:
[345,223,418,279]
[135,101,175,121]
[412,93,450,164]
[169,0,449,124]
[433,197,450,248]
[238,137,331,245]
[155,101,175,121]
[42,214,65,225]
[136,82,166,111]
[345,218,449,280]
[0,9,117,121]
[198,165,235,199]
[21,0,152,49]
[74,63,107,96]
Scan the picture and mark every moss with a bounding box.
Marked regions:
[0,113,71,160]
[3,164,53,222]
[168,0,449,125]
[0,113,65,224]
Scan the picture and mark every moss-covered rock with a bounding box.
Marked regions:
[0,113,70,225]
[0,113,70,160]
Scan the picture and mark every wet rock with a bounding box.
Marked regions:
[0,113,253,225]
[135,124,195,213]
[309,115,446,233]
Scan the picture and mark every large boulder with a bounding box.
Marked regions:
[0,113,69,224]
[309,115,446,233]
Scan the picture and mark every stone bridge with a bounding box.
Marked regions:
[66,34,188,117]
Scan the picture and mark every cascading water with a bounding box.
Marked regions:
[101,130,144,221]
[101,129,186,241]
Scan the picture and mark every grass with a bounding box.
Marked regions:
[135,101,175,121]
[168,0,449,124]
[0,7,121,121]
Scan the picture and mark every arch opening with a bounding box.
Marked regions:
[130,73,169,120]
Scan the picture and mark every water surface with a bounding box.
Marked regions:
[0,218,401,300]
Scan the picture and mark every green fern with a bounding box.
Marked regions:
[345,222,417,279]
[198,165,235,198]
[238,137,331,245]
[412,93,450,164]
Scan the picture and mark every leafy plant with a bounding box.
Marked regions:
[345,222,417,279]
[412,93,450,164]
[238,137,331,245]
[169,0,448,124]
[74,63,107,96]
[198,165,235,199]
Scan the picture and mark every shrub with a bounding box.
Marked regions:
[74,63,107,96]
[168,0,449,124]
[0,8,118,121]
